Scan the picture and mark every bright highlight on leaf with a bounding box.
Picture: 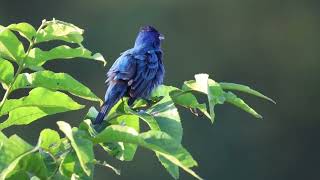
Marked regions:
[0,27,25,63]
[183,73,273,123]
[35,19,84,44]
[0,134,47,179]
[7,22,36,42]
[0,87,84,117]
[94,125,202,180]
[25,45,106,69]
[11,71,101,102]
[0,58,14,87]
[220,82,276,104]
[57,121,94,177]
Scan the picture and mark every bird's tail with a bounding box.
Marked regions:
[94,83,127,125]
[94,103,110,125]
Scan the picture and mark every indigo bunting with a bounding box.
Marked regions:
[94,26,165,124]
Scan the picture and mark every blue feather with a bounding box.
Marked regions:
[94,26,165,125]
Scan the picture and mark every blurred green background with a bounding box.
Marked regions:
[1,0,319,179]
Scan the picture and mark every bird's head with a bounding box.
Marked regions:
[134,25,164,50]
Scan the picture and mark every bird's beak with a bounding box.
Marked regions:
[159,34,165,40]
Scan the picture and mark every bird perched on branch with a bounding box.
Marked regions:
[94,26,165,124]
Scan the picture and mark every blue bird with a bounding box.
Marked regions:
[94,26,165,124]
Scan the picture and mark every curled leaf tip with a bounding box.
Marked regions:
[256,114,263,119]
[269,98,276,104]
[92,53,107,66]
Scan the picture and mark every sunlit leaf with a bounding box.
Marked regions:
[0,131,8,141]
[151,85,178,97]
[0,106,82,130]
[7,22,36,42]
[0,87,84,117]
[0,28,25,63]
[35,19,84,44]
[149,90,183,179]
[25,45,106,68]
[108,114,139,161]
[84,106,99,122]
[0,135,33,173]
[182,74,210,94]
[57,121,94,177]
[207,79,225,123]
[223,91,262,119]
[11,70,101,103]
[0,135,48,179]
[40,151,58,178]
[84,105,141,161]
[170,90,210,119]
[59,151,91,180]
[84,103,142,161]
[0,58,14,88]
[123,103,159,130]
[39,129,61,155]
[94,125,202,180]
[148,95,182,143]
[152,85,210,120]
[220,82,275,103]
[183,74,226,123]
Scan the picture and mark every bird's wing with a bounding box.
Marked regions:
[129,50,163,99]
[106,51,137,83]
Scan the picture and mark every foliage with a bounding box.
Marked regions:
[0,19,274,179]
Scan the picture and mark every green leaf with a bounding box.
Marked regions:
[123,103,160,131]
[219,82,276,103]
[7,22,36,42]
[149,89,183,179]
[39,129,61,155]
[84,106,100,121]
[0,28,25,63]
[57,121,94,177]
[40,151,58,178]
[152,85,210,120]
[148,93,183,143]
[223,91,262,119]
[59,151,91,180]
[0,106,81,130]
[170,90,211,119]
[35,19,84,44]
[0,87,84,117]
[0,135,33,172]
[151,85,178,97]
[6,170,29,180]
[108,114,140,161]
[0,135,48,179]
[207,79,225,123]
[25,45,106,68]
[84,105,141,161]
[11,153,48,179]
[4,131,64,179]
[11,70,101,102]
[0,58,14,88]
[0,131,8,141]
[94,125,202,180]
[182,74,209,94]
[183,74,225,123]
